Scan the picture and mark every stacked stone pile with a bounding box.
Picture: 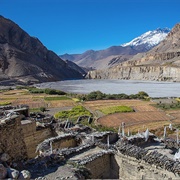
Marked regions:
[163,139,180,149]
[30,112,54,124]
[116,142,148,160]
[0,117,16,127]
[127,134,156,146]
[92,131,112,138]
[57,142,95,158]
[0,105,28,112]
[0,163,31,179]
[24,153,65,174]
[95,141,114,150]
[0,105,16,111]
[116,142,180,175]
[0,152,31,179]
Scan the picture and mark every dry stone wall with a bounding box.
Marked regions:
[24,128,53,158]
[115,142,180,179]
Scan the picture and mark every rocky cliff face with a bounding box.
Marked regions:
[0,16,84,85]
[87,66,180,81]
[86,23,180,82]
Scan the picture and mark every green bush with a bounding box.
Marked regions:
[40,106,46,112]
[29,88,44,93]
[76,91,149,101]
[86,91,105,100]
[154,102,180,110]
[16,86,27,89]
[44,88,66,95]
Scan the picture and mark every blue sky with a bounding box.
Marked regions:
[0,0,180,54]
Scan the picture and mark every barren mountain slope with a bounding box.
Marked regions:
[60,46,139,69]
[60,28,170,69]
[0,16,84,85]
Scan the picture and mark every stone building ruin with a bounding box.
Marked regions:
[0,105,180,179]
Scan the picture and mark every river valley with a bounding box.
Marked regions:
[35,79,180,98]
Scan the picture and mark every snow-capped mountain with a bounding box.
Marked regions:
[122,28,170,50]
[60,28,171,69]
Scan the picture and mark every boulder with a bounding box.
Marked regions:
[0,153,10,162]
[7,168,19,179]
[0,164,7,179]
[19,170,31,179]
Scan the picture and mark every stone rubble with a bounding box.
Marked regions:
[163,138,180,149]
[0,163,31,179]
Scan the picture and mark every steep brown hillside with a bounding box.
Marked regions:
[0,16,84,85]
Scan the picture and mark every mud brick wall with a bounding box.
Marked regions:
[85,154,111,179]
[21,121,53,158]
[0,116,28,161]
[114,153,178,180]
[52,137,77,150]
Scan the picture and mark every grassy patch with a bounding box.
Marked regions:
[54,105,92,120]
[29,108,41,112]
[0,101,11,106]
[44,96,71,101]
[153,102,180,110]
[72,98,80,102]
[100,105,134,115]
[3,92,17,95]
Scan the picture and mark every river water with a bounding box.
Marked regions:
[35,79,180,98]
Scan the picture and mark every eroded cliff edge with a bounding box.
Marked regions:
[86,66,180,81]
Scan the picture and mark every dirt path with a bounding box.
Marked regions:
[46,107,73,116]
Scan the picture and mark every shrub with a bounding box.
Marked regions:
[86,91,105,100]
[76,91,149,101]
[40,106,46,112]
[29,88,44,93]
[44,88,66,95]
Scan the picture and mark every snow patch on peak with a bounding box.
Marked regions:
[122,28,170,49]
